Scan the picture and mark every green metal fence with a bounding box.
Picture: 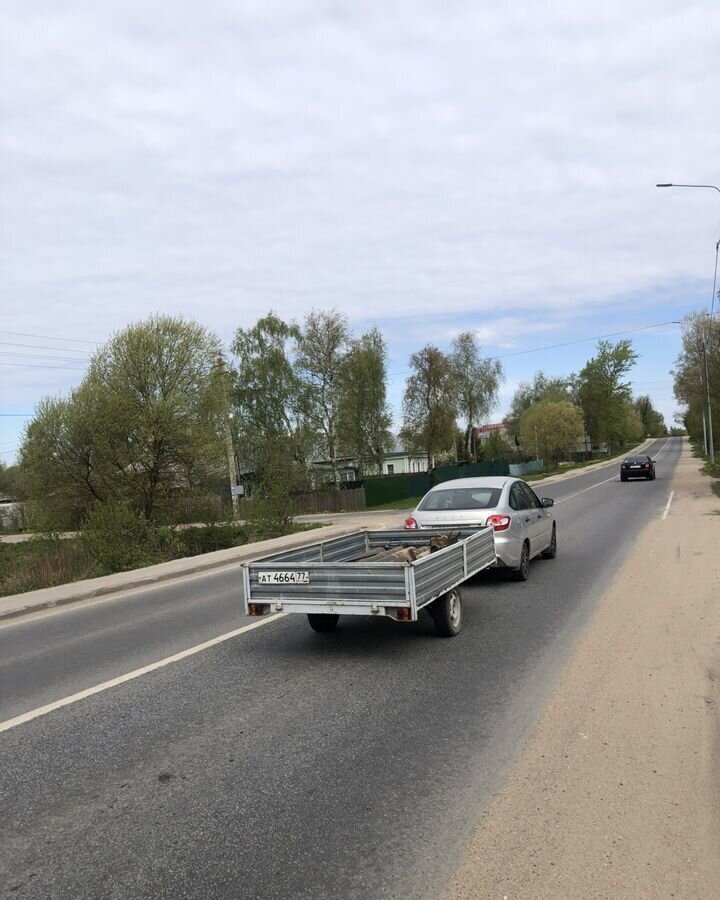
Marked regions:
[363,460,510,507]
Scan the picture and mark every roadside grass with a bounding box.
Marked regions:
[365,496,422,511]
[0,521,320,597]
[701,459,720,501]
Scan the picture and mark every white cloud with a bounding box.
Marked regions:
[1,0,717,437]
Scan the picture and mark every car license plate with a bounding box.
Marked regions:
[630,465,641,468]
[257,571,310,585]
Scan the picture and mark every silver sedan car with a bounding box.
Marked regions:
[404,476,556,581]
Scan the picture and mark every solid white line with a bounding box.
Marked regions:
[0,613,286,735]
[662,491,675,520]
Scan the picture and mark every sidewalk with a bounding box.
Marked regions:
[0,511,403,623]
[443,440,720,899]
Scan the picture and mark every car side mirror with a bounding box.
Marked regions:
[541,498,554,508]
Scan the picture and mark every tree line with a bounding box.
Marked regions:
[672,312,719,456]
[4,312,672,530]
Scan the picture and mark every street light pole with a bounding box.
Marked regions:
[656,182,719,462]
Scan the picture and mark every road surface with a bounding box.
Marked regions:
[0,438,682,899]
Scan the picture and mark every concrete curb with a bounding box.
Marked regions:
[0,515,402,623]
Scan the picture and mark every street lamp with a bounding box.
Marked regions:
[656,182,719,462]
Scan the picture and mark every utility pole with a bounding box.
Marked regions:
[215,355,241,519]
[702,333,715,463]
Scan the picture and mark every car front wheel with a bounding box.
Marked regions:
[510,541,530,581]
[541,524,557,559]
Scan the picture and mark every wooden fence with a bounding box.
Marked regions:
[292,488,366,515]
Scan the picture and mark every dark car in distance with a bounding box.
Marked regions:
[620,454,656,481]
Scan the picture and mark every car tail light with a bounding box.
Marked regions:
[642,463,649,468]
[621,463,628,469]
[487,514,511,532]
[404,517,418,530]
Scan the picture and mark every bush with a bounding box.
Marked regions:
[80,500,158,574]
[172,524,249,555]
[244,482,297,535]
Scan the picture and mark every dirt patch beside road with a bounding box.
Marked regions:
[444,441,720,900]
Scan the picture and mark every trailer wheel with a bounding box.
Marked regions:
[307,613,339,633]
[432,589,462,637]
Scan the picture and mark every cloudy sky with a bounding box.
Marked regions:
[2,0,719,461]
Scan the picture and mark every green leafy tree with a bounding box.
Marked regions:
[517,400,585,465]
[230,313,315,488]
[294,310,351,484]
[20,316,224,526]
[0,462,24,499]
[633,395,667,437]
[400,345,457,469]
[672,312,719,453]
[450,332,503,460]
[507,372,574,435]
[336,327,393,475]
[576,340,639,451]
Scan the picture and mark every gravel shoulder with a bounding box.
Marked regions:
[443,441,720,900]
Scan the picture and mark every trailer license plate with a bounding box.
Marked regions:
[257,571,310,585]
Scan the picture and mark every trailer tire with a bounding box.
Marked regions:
[432,589,462,637]
[307,613,339,632]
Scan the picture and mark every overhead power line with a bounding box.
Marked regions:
[0,351,93,363]
[0,341,92,355]
[0,362,87,370]
[0,330,98,345]
[387,319,681,377]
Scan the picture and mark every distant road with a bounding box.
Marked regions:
[0,437,682,900]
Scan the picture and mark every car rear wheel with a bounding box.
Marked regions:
[510,541,530,581]
[541,524,557,559]
[620,474,628,482]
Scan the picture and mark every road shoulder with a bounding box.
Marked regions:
[443,441,720,900]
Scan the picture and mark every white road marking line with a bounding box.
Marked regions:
[662,491,675,520]
[554,438,675,506]
[0,613,286,735]
[555,473,619,504]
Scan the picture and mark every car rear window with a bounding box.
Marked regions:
[418,487,502,511]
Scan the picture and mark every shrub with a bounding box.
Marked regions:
[172,524,248,556]
[80,500,157,574]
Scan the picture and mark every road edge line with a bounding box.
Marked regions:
[0,613,286,734]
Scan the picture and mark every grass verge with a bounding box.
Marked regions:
[0,522,320,597]
[365,497,422,511]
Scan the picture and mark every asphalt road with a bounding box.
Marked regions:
[0,437,681,900]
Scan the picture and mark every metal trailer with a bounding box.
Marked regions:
[242,527,496,637]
